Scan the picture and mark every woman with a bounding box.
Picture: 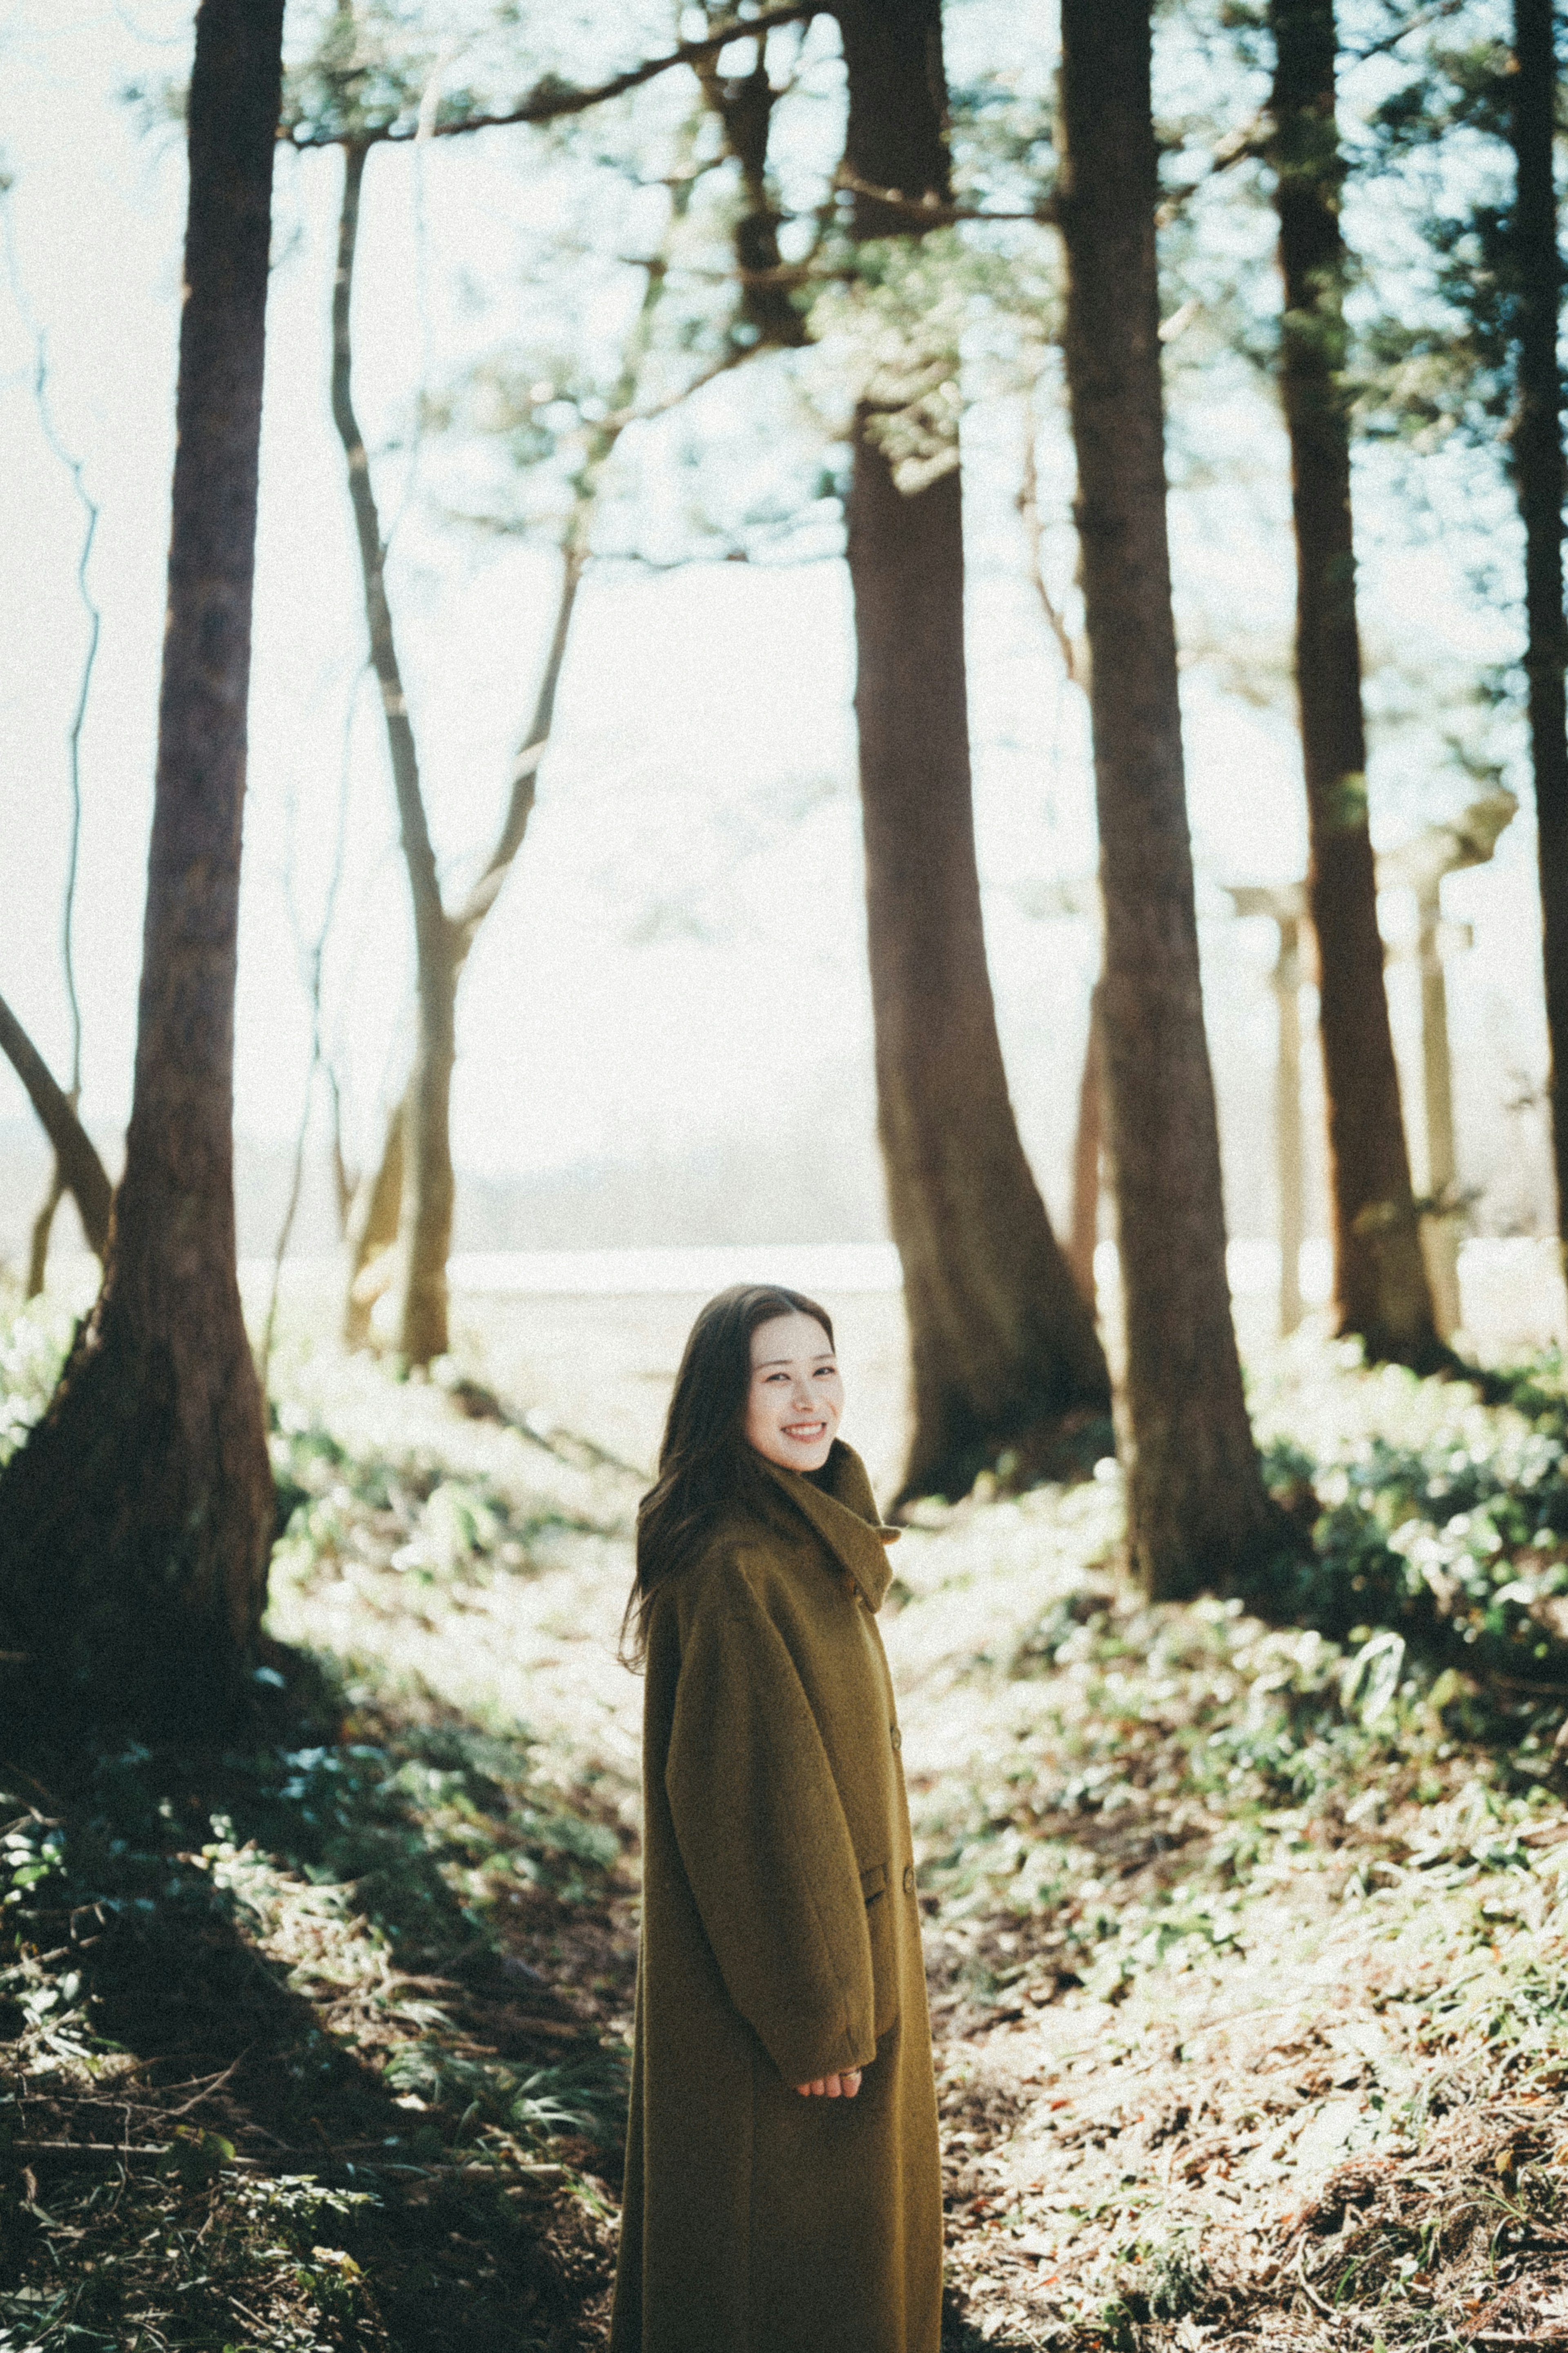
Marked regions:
[609,1284,942,2353]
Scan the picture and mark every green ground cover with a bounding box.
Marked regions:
[0,1291,1566,2349]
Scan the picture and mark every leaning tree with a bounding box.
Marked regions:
[0,992,111,1274]
[0,0,284,1722]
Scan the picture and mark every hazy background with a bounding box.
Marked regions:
[0,0,1554,1279]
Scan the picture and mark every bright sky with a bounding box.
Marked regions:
[0,0,1551,1233]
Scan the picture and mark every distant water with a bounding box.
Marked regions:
[232,1233,1557,1325]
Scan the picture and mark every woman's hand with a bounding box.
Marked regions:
[795,2069,862,2098]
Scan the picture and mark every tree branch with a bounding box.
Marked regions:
[331,139,450,972]
[832,163,1057,226]
[1,202,100,1099]
[287,1,822,150]
[450,127,718,950]
[0,991,112,1261]
[448,557,578,948]
[4,189,104,1295]
[1017,389,1084,689]
[1344,0,1469,68]
[258,665,360,1393]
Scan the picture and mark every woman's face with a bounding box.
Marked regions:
[742,1311,844,1474]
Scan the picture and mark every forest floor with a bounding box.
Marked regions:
[2,1285,1568,2349]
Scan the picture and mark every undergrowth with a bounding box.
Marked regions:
[0,1675,637,2350]
[3,1283,1568,2348]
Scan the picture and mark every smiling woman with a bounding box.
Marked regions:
[612,1283,942,2353]
[742,1308,845,1474]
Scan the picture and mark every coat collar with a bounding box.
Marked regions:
[757,1440,900,1613]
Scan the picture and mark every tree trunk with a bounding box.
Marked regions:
[1269,0,1443,1367]
[332,140,456,1367]
[835,0,1110,1507]
[343,1093,406,1351]
[1414,883,1462,1337]
[0,988,112,1265]
[1510,0,1568,1249]
[1274,914,1306,1337]
[1058,0,1276,1598]
[27,1165,67,1303]
[1067,981,1103,1314]
[332,139,596,1365]
[0,0,281,1721]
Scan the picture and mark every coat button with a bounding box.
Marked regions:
[890,1724,902,1751]
[902,1864,915,1896]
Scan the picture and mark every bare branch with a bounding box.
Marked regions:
[448,562,577,948]
[286,1,822,152]
[1017,386,1087,691]
[0,990,112,1262]
[1344,0,1470,67]
[832,163,1056,227]
[604,337,754,434]
[2,196,100,1101]
[452,124,721,950]
[258,665,361,1394]
[331,140,449,971]
[1155,120,1270,223]
[26,1166,67,1303]
[3,188,105,1295]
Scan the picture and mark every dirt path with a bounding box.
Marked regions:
[7,1314,1568,2350]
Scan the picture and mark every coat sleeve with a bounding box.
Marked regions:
[664,1568,877,2087]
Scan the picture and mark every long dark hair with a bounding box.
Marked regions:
[620,1283,835,1668]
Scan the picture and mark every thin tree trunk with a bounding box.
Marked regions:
[1067,982,1102,1314]
[0,989,112,1264]
[1510,0,1568,1248]
[16,216,101,1306]
[1058,0,1276,1598]
[332,138,456,1367]
[0,0,281,1720]
[1274,914,1306,1337]
[835,0,1110,1508]
[1414,883,1462,1337]
[1269,0,1443,1367]
[328,1066,355,1237]
[26,1167,67,1302]
[331,134,701,1358]
[343,1095,406,1352]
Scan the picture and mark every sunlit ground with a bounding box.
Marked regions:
[2,1253,1568,2348]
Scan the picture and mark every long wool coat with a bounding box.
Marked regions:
[609,1440,942,2353]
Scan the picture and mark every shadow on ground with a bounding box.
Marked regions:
[0,1646,635,2350]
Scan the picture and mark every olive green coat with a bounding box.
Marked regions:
[609,1441,942,2353]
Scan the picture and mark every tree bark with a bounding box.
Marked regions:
[1510,0,1568,1249]
[1274,914,1306,1337]
[1067,981,1102,1314]
[1058,0,1276,1598]
[27,1165,67,1303]
[1269,0,1443,1367]
[342,1093,406,1352]
[835,0,1110,1507]
[331,136,717,1360]
[0,988,112,1265]
[332,140,456,1367]
[0,0,281,1721]
[1414,883,1462,1336]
